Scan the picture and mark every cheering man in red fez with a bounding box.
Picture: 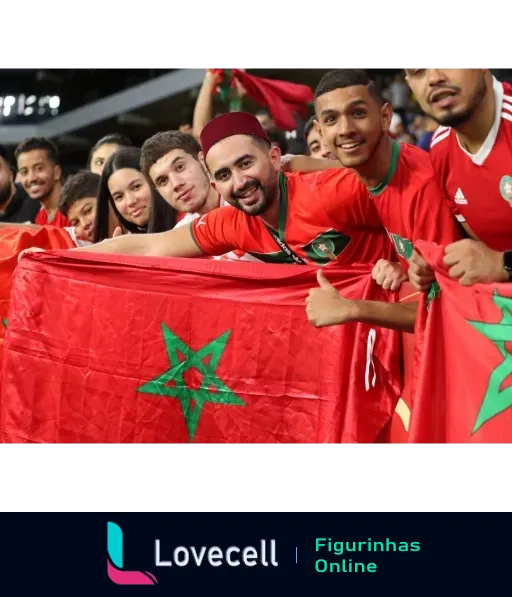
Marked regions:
[22,112,394,266]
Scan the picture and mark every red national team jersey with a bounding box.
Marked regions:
[191,171,394,266]
[367,141,463,269]
[429,78,512,251]
[35,207,71,228]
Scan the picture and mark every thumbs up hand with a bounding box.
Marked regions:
[306,270,358,328]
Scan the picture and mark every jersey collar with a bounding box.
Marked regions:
[456,76,504,166]
[368,140,401,196]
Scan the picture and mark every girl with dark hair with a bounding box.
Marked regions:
[88,135,133,237]
[93,147,176,243]
[88,134,133,176]
[147,191,177,233]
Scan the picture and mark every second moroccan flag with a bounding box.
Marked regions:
[411,241,512,442]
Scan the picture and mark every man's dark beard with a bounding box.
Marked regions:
[0,182,13,209]
[429,76,487,128]
[434,104,481,128]
[231,177,278,216]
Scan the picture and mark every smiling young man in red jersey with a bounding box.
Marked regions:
[23,112,392,267]
[406,69,512,287]
[189,112,393,267]
[15,137,70,228]
[276,70,461,332]
[313,70,462,272]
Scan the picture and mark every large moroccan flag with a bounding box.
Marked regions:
[0,226,74,356]
[1,251,402,443]
[410,241,512,443]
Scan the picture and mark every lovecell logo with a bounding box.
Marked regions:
[107,522,158,585]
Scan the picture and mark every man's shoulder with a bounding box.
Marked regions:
[395,144,447,201]
[429,125,453,155]
[1,185,39,223]
[286,167,362,196]
[174,212,199,229]
[399,143,437,182]
[191,202,248,231]
[502,80,512,98]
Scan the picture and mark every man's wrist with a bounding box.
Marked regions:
[341,298,362,323]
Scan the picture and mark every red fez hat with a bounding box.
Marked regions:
[200,112,270,158]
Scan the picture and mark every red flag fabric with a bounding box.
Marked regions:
[410,241,512,443]
[230,70,314,131]
[1,252,402,443]
[389,283,421,443]
[0,226,75,356]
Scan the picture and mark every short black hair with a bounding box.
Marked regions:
[14,137,60,164]
[315,69,383,104]
[304,116,318,141]
[93,133,132,148]
[0,145,8,161]
[248,134,272,150]
[266,129,288,154]
[58,170,100,217]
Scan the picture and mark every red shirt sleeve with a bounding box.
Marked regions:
[312,169,385,231]
[429,145,463,221]
[410,177,463,245]
[190,207,240,256]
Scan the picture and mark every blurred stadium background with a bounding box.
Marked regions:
[1,68,511,173]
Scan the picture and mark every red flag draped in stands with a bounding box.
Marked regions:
[0,226,74,357]
[410,241,512,443]
[1,252,402,443]
[212,69,314,131]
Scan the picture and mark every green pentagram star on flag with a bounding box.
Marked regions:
[468,291,512,433]
[137,323,245,441]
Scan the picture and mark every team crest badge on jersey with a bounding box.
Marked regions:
[500,175,512,205]
[303,230,351,265]
[390,233,413,260]
[312,239,336,261]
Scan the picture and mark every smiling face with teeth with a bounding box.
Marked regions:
[315,84,392,170]
[17,148,61,203]
[207,134,281,217]
[405,69,488,128]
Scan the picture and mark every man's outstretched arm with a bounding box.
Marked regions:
[19,223,206,262]
[281,155,340,173]
[69,223,204,258]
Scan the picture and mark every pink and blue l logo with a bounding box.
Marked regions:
[107,522,158,585]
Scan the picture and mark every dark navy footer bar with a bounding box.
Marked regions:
[0,513,508,595]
